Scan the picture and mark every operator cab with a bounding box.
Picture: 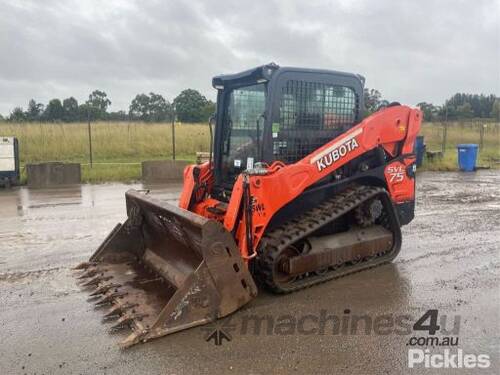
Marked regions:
[211,63,365,201]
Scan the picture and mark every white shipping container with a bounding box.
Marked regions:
[0,137,16,172]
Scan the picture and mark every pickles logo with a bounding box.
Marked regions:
[408,349,490,369]
[311,128,362,172]
[406,309,491,369]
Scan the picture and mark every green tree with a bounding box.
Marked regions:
[9,107,26,122]
[148,93,172,122]
[108,110,128,121]
[87,90,111,111]
[442,93,497,119]
[489,98,500,120]
[456,102,473,119]
[201,100,216,121]
[78,103,100,121]
[363,88,382,115]
[129,93,172,122]
[62,97,79,122]
[129,94,151,121]
[173,89,210,122]
[86,90,111,120]
[417,102,439,121]
[44,99,64,121]
[149,92,172,121]
[26,99,44,121]
[438,105,457,121]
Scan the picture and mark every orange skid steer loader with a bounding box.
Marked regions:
[75,64,422,347]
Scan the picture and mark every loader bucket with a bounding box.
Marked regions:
[74,189,257,348]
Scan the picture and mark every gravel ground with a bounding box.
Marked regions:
[0,171,498,374]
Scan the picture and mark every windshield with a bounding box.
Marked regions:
[221,83,266,182]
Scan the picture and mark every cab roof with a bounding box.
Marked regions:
[212,63,365,89]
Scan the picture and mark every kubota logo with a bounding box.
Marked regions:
[311,128,362,172]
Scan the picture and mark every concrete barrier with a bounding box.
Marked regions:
[141,160,190,183]
[196,152,211,165]
[27,162,81,188]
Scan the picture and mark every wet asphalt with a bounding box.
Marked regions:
[0,171,498,375]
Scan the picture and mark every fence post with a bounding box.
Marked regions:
[127,115,131,144]
[87,108,93,168]
[479,123,485,149]
[171,109,176,161]
[442,121,448,155]
[442,105,448,155]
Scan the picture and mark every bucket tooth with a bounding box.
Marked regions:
[73,261,97,270]
[109,313,147,332]
[120,332,143,349]
[87,294,100,302]
[102,314,120,323]
[94,291,127,306]
[108,315,133,332]
[77,268,99,279]
[135,277,162,285]
[79,275,100,287]
[80,275,113,287]
[109,321,129,333]
[102,305,122,321]
[89,283,121,297]
[102,303,139,322]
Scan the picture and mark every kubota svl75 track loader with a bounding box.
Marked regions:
[75,63,422,347]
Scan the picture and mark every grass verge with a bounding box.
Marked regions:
[2,121,499,183]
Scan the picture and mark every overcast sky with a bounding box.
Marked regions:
[1,0,498,116]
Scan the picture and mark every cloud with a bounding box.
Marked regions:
[0,0,498,115]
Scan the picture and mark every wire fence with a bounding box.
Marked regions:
[0,121,211,166]
[0,120,498,180]
[420,120,499,157]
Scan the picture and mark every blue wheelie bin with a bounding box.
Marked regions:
[414,136,425,167]
[457,144,478,172]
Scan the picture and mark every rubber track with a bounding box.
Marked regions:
[256,184,399,293]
